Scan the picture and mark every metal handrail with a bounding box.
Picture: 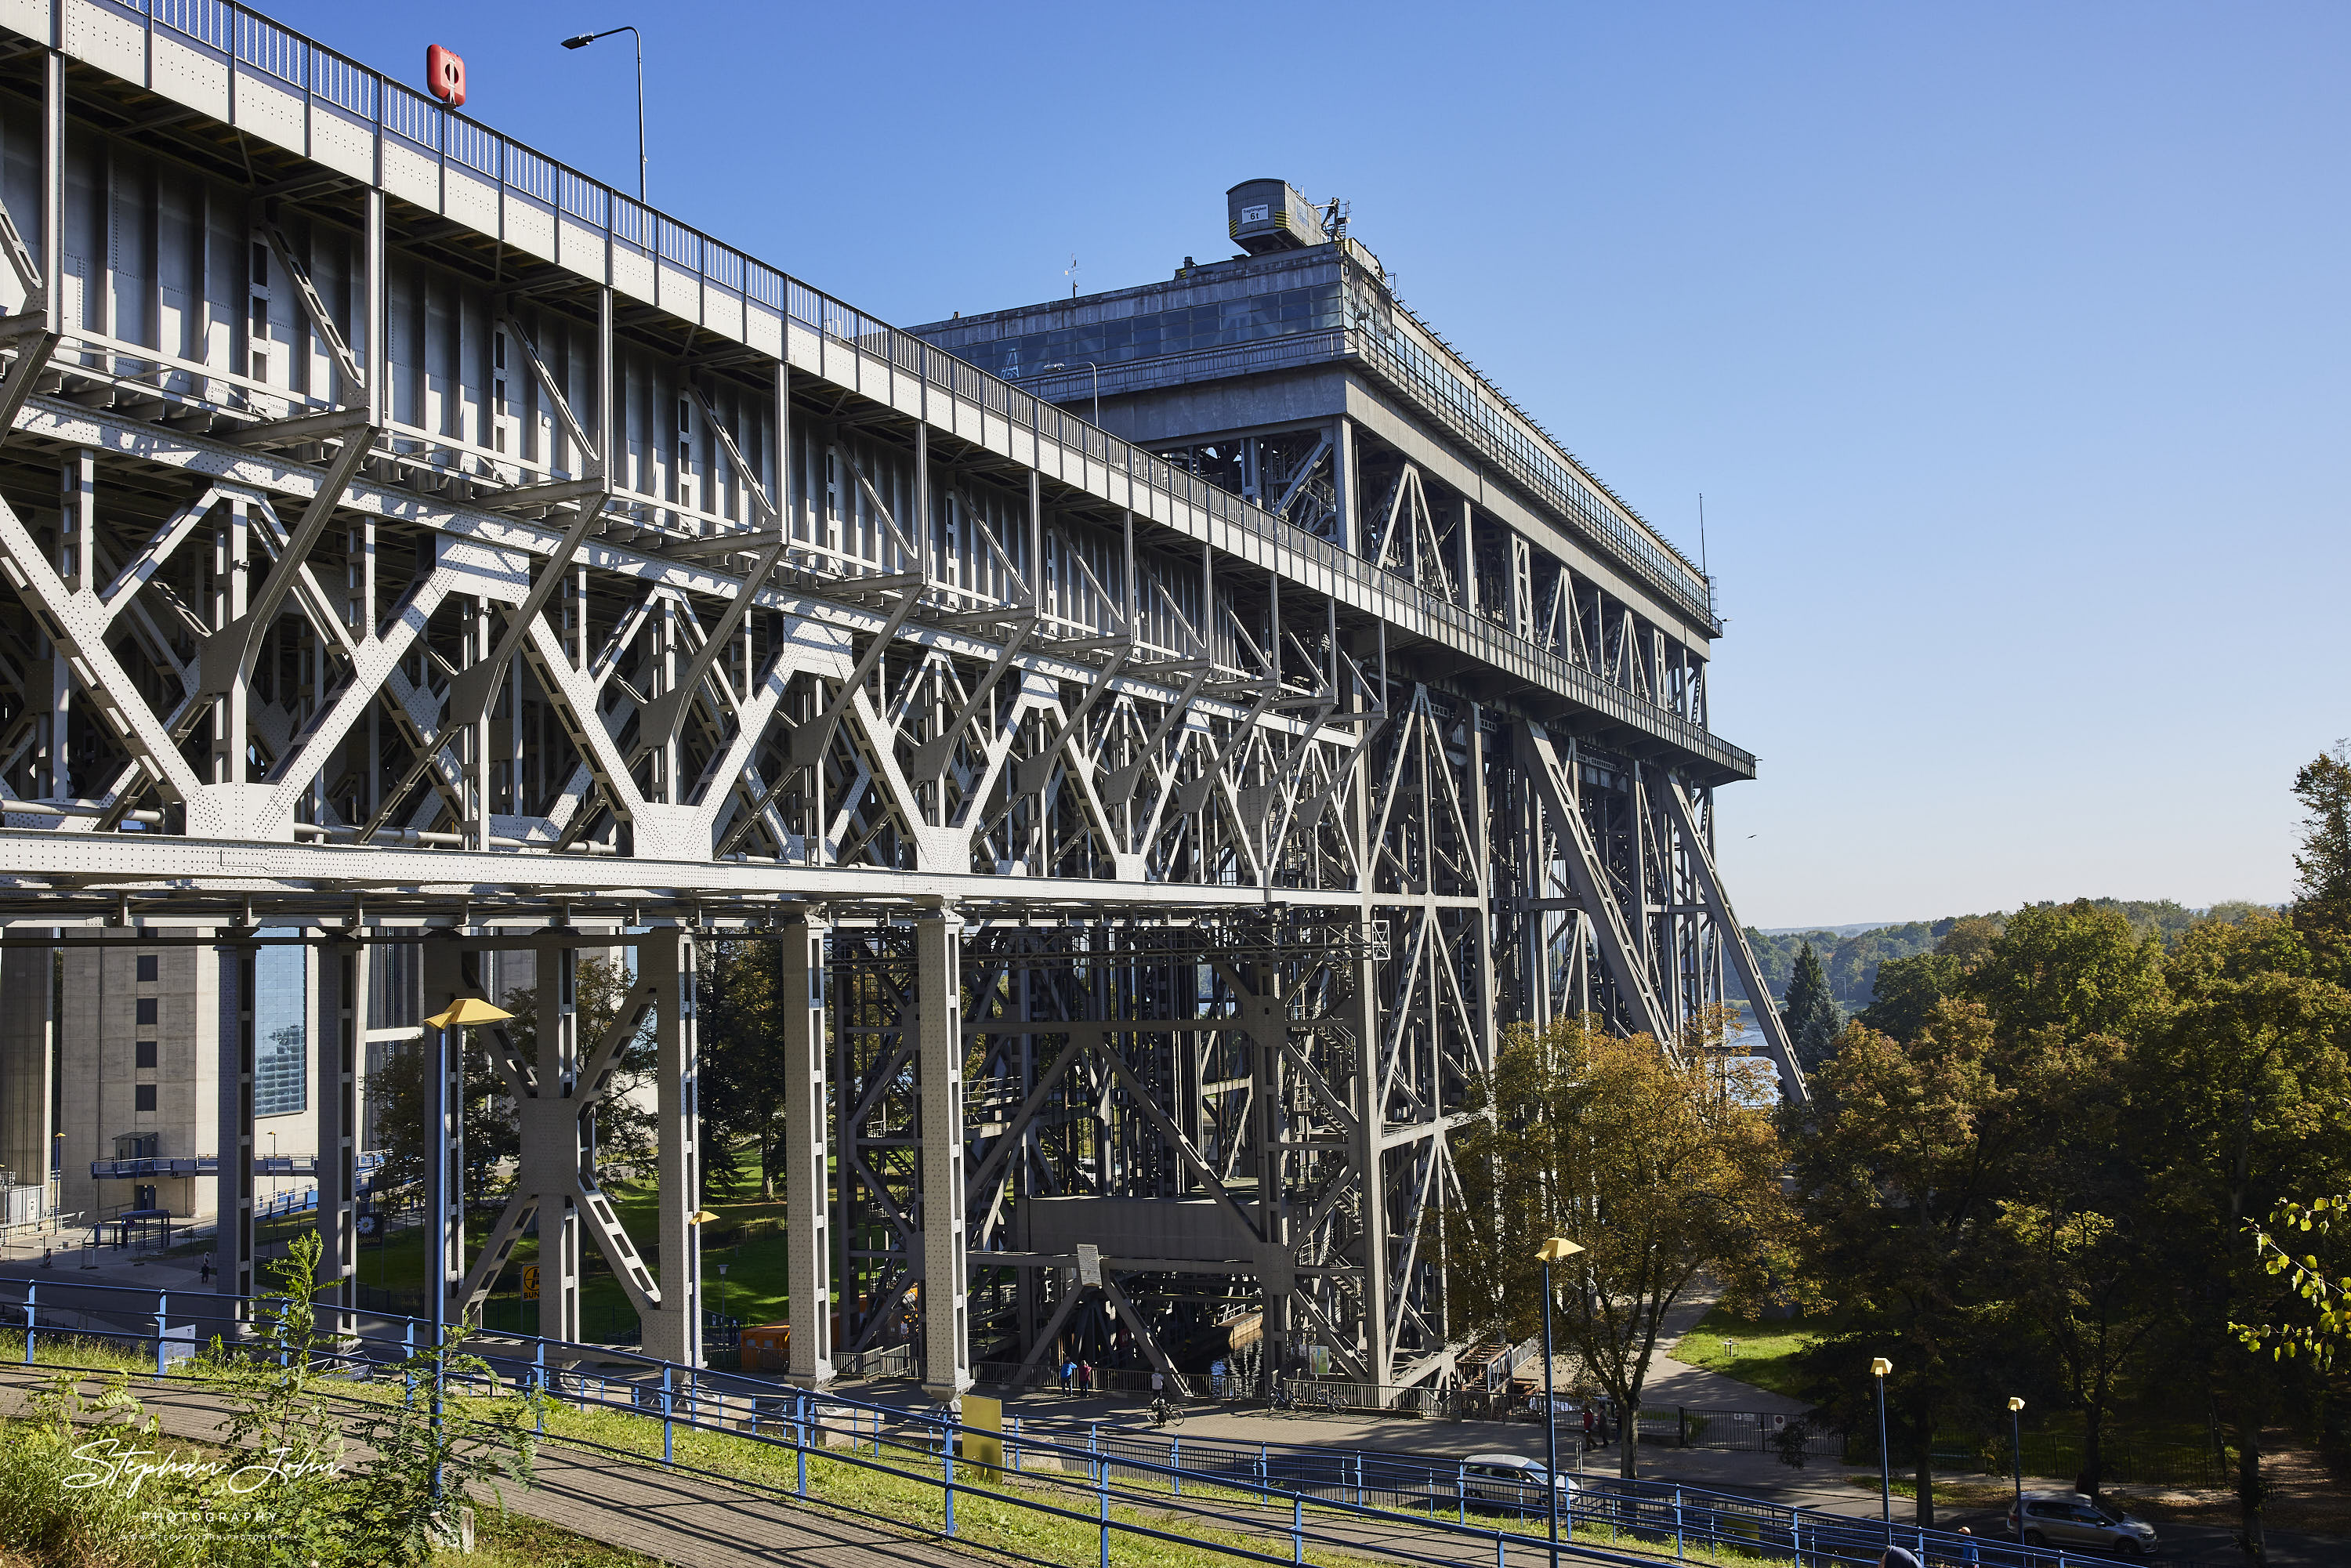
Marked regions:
[71,0,1750,778]
[6,1273,2084,1568]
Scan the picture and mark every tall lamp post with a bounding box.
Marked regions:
[1871,1356,1894,1535]
[1039,360,1101,427]
[422,994,513,1500]
[1535,1237,1585,1568]
[2008,1396,2027,1540]
[559,26,647,203]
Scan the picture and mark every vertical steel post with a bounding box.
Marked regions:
[1543,1256,1559,1568]
[644,929,702,1367]
[782,911,834,1389]
[917,907,969,1401]
[944,1415,957,1536]
[317,940,365,1336]
[220,939,257,1314]
[422,944,467,1338]
[2012,1400,2026,1541]
[1875,1364,1893,1536]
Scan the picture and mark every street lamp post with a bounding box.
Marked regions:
[1871,1356,1894,1535]
[1535,1237,1585,1568]
[1040,360,1101,427]
[2009,1396,2026,1541]
[559,26,647,203]
[422,995,514,1501]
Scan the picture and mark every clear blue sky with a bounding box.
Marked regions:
[295,1,2349,928]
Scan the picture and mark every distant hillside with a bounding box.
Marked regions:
[1742,899,2273,1011]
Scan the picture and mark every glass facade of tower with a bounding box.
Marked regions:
[252,945,306,1117]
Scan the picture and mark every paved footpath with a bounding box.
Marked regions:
[0,1366,984,1568]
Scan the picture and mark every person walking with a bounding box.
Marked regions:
[1060,1357,1074,1397]
[198,1255,212,1284]
[1581,1403,1596,1453]
[1078,1360,1093,1396]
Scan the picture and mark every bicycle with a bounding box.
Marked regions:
[1149,1396,1184,1429]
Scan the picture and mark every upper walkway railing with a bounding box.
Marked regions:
[42,0,1750,780]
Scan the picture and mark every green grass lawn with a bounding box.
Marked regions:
[1670,1308,1835,1400]
[455,1508,665,1567]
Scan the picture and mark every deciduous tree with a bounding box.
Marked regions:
[1447,1016,1795,1478]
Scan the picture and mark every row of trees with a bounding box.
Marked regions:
[1752,902,2275,1037]
[1446,750,2351,1565]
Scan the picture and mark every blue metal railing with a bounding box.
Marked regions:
[1,1275,2118,1568]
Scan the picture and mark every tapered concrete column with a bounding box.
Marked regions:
[641,930,702,1367]
[315,941,367,1329]
[917,909,969,1401]
[781,912,834,1388]
[0,942,53,1200]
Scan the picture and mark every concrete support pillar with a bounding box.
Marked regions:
[642,930,702,1367]
[217,939,256,1313]
[781,912,834,1388]
[315,941,365,1329]
[0,943,53,1200]
[916,909,969,1400]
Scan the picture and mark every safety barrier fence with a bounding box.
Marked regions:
[50,0,1748,780]
[0,1276,2167,1568]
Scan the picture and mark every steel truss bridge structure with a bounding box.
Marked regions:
[0,1,1798,1403]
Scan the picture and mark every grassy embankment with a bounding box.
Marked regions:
[2,1331,1823,1568]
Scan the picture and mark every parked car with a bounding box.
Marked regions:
[2004,1491,2158,1558]
[1459,1454,1576,1515]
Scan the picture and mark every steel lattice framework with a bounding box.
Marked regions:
[0,1,1799,1400]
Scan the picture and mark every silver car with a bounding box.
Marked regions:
[2004,1491,2158,1558]
[1459,1453,1575,1515]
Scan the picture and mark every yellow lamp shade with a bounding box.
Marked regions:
[423,997,513,1029]
[1870,1356,1893,1378]
[1534,1237,1585,1263]
[2007,1396,2025,1412]
[687,1209,719,1224]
